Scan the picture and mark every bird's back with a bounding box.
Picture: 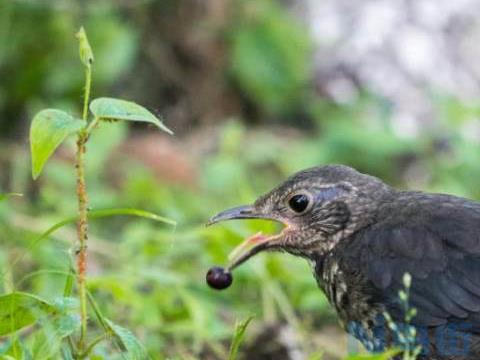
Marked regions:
[317,190,480,359]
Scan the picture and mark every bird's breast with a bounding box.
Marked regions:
[313,252,386,350]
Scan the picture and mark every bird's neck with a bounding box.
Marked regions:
[342,185,395,238]
[307,191,390,261]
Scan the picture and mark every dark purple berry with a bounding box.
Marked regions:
[206,266,233,290]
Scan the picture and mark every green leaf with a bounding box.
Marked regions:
[29,109,84,179]
[86,290,110,333]
[90,97,173,135]
[76,26,94,67]
[63,266,75,298]
[51,313,80,338]
[27,297,79,358]
[0,292,55,336]
[60,345,74,360]
[228,316,254,360]
[2,337,30,359]
[105,319,150,360]
[52,297,80,313]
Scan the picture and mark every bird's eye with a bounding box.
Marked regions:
[288,193,310,213]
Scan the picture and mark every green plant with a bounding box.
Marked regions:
[383,273,422,360]
[228,315,254,360]
[344,349,401,360]
[1,27,174,359]
[343,273,420,360]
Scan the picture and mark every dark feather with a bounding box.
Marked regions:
[352,193,480,331]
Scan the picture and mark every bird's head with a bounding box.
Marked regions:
[207,165,392,270]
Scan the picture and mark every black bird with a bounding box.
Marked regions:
[208,164,480,360]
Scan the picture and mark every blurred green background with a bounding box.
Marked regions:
[2,0,480,359]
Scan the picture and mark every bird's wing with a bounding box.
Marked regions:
[357,195,480,330]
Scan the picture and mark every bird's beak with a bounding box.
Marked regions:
[207,205,289,271]
[207,205,271,224]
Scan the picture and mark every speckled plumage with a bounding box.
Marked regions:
[210,165,480,359]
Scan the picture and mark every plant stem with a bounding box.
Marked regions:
[76,132,89,350]
[82,66,91,121]
[85,116,99,135]
[76,62,92,351]
[79,334,107,359]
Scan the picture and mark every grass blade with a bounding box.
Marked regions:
[1,208,176,282]
[228,315,254,360]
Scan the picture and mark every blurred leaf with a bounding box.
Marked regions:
[51,297,79,313]
[0,292,55,336]
[230,0,311,114]
[435,94,480,125]
[63,267,75,298]
[0,193,22,202]
[87,13,138,85]
[60,345,74,360]
[228,315,254,360]
[30,326,64,360]
[105,319,151,360]
[1,336,30,359]
[345,349,400,360]
[86,290,110,334]
[90,97,173,135]
[51,313,80,338]
[29,109,84,179]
